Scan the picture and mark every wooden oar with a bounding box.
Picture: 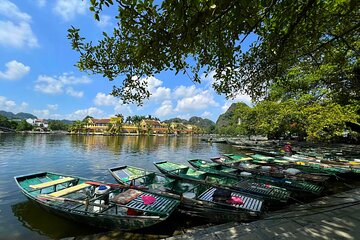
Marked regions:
[85,181,148,190]
[38,194,108,208]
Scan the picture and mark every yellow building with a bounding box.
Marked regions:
[84,117,122,133]
[140,119,168,134]
[82,117,198,135]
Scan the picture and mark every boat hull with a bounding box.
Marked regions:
[14,172,176,231]
[109,165,263,223]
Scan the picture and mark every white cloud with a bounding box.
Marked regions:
[176,114,191,120]
[66,87,84,98]
[0,0,31,21]
[47,104,58,110]
[151,87,171,101]
[53,0,87,21]
[0,96,28,112]
[175,90,219,112]
[67,107,104,120]
[94,92,118,106]
[200,70,216,86]
[96,14,112,28]
[173,85,199,99]
[141,76,171,102]
[114,104,133,116]
[221,93,252,113]
[59,73,91,85]
[93,92,133,116]
[35,0,46,7]
[201,111,212,119]
[48,114,62,119]
[0,96,15,109]
[34,73,91,97]
[0,60,30,80]
[155,100,173,117]
[20,102,28,110]
[33,109,49,117]
[35,75,63,94]
[0,0,38,48]
[0,21,38,48]
[221,102,232,113]
[144,76,162,92]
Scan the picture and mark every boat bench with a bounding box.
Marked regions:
[185,169,206,179]
[198,187,263,212]
[29,177,75,191]
[49,183,91,197]
[125,193,178,215]
[220,168,238,173]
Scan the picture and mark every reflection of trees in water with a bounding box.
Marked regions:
[69,135,204,154]
[11,200,102,239]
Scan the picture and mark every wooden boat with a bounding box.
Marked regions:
[212,154,331,183]
[248,153,354,175]
[109,165,264,223]
[154,161,291,204]
[188,159,324,196]
[14,172,179,230]
[282,154,360,174]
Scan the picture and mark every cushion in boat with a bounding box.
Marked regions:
[112,189,142,205]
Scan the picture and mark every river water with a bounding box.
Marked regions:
[0,134,235,239]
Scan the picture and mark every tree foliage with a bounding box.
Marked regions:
[16,120,33,132]
[48,120,69,131]
[68,0,359,105]
[219,100,359,142]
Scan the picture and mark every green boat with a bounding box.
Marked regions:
[247,153,353,175]
[281,154,360,177]
[188,159,324,196]
[14,172,179,230]
[154,161,291,204]
[212,154,331,183]
[109,165,264,223]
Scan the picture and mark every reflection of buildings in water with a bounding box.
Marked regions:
[121,135,168,152]
[11,200,101,239]
[69,135,203,158]
[70,135,125,154]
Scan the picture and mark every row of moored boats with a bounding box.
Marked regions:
[14,152,360,231]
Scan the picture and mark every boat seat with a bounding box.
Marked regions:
[198,187,263,212]
[125,193,179,216]
[49,183,90,197]
[221,168,237,173]
[29,177,75,189]
[186,169,206,179]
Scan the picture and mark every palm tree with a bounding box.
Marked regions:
[125,116,132,124]
[132,115,142,134]
[115,114,124,123]
[166,123,173,135]
[71,120,84,133]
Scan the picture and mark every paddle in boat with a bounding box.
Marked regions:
[109,165,264,223]
[14,172,179,230]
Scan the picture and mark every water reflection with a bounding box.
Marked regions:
[11,200,103,239]
[1,134,233,239]
[68,135,204,155]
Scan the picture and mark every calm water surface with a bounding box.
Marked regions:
[0,134,235,239]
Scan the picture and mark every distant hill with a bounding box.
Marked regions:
[0,110,37,120]
[216,103,237,128]
[188,116,215,132]
[163,117,185,124]
[46,119,74,125]
[164,116,215,133]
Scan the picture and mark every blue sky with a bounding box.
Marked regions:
[0,0,252,122]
